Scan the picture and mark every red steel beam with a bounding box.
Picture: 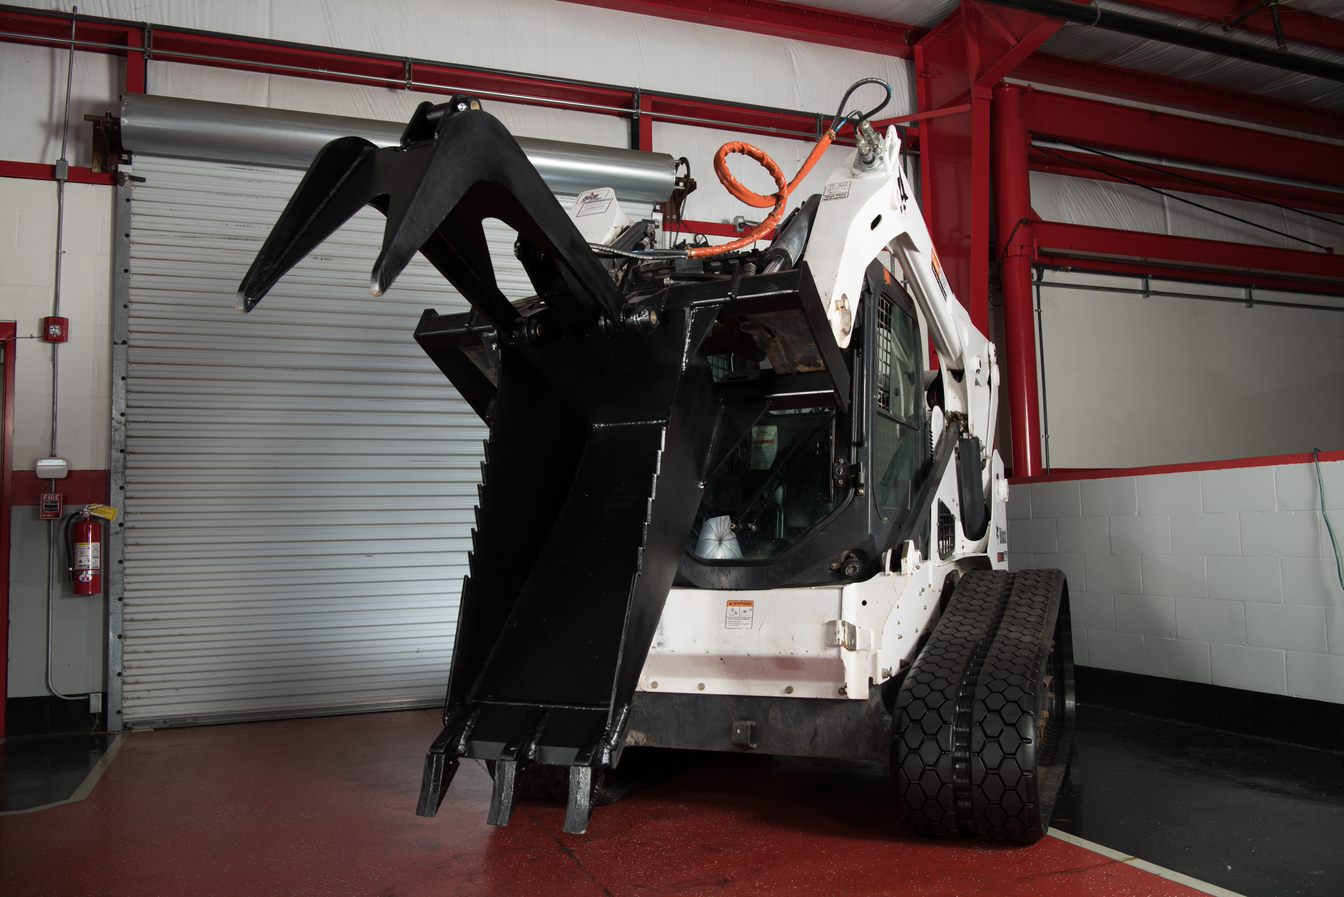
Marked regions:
[0,160,115,185]
[1017,54,1344,138]
[646,93,822,141]
[634,93,654,152]
[915,7,1002,332]
[1035,254,1344,297]
[963,1,1068,89]
[1022,89,1344,190]
[1118,0,1344,55]
[0,6,134,50]
[558,0,917,57]
[124,24,145,94]
[1033,220,1344,286]
[1029,147,1344,216]
[1010,448,1344,485]
[0,6,146,95]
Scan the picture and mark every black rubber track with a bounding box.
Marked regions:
[893,568,1074,843]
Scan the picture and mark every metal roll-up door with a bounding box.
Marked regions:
[117,153,641,728]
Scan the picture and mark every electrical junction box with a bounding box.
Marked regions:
[40,493,64,520]
[41,316,70,342]
[35,457,69,479]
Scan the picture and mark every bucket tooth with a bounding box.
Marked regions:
[487,761,520,828]
[563,766,596,835]
[415,751,459,820]
[416,710,475,818]
[486,711,545,827]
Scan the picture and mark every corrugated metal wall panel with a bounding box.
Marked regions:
[120,154,629,726]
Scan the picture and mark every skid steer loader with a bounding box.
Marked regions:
[236,80,1074,843]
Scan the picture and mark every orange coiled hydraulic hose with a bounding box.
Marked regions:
[686,129,836,259]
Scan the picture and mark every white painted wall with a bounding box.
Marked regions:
[1030,172,1344,469]
[1009,459,1344,704]
[2,179,114,697]
[1036,271,1344,469]
[40,0,919,113]
[1031,171,1344,255]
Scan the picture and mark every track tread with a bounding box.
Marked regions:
[893,568,1073,843]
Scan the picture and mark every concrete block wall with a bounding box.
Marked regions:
[1008,458,1344,704]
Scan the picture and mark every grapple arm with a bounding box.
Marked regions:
[237,99,628,334]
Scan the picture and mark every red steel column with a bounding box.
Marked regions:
[992,83,1043,478]
[124,26,147,94]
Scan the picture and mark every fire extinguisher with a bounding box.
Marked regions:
[64,504,118,596]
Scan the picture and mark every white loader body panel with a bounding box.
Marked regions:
[639,451,1010,702]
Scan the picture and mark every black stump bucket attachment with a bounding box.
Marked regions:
[237,98,848,834]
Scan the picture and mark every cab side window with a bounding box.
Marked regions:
[873,293,924,514]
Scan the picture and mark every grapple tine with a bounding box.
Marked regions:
[236,136,380,312]
[369,130,474,298]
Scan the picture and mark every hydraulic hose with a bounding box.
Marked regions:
[687,78,892,260]
[687,135,834,259]
[601,79,892,261]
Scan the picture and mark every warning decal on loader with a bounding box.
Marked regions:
[575,190,614,217]
[725,599,755,630]
[822,180,851,201]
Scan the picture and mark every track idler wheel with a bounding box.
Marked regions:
[892,569,1075,843]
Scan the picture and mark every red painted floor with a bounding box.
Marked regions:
[1,710,1205,897]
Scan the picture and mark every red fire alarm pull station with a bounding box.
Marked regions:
[40,493,64,520]
[41,316,70,343]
